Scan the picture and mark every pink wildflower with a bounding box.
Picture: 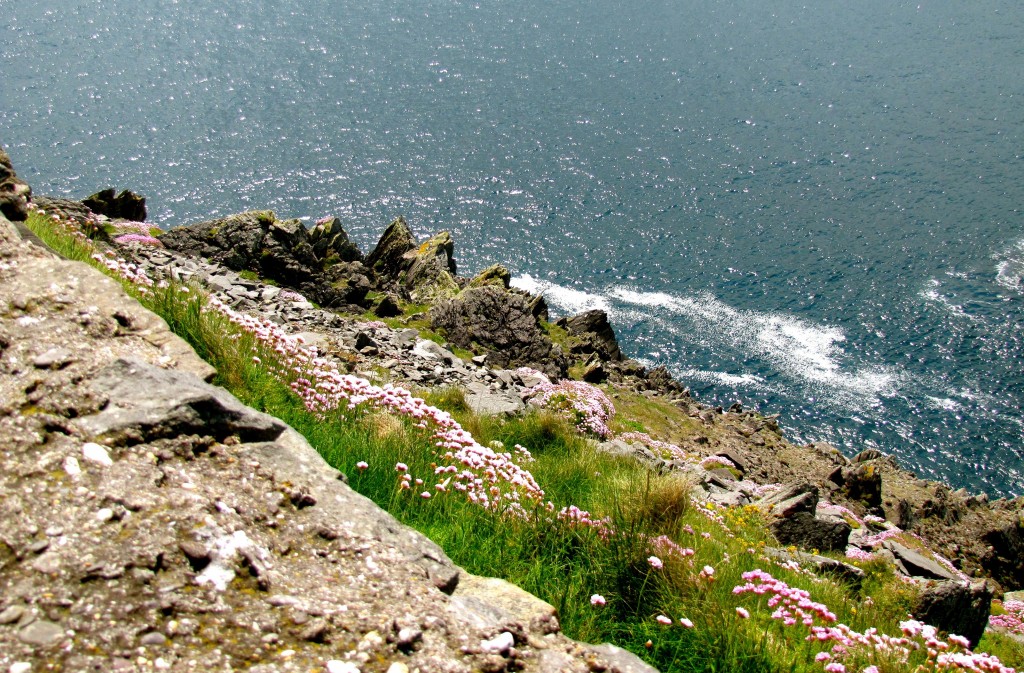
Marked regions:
[648,555,664,570]
[355,461,369,471]
[815,652,831,662]
[590,594,606,607]
[420,491,431,499]
[395,462,408,472]
[679,618,694,628]
[656,615,672,625]
[823,664,845,673]
[736,607,750,619]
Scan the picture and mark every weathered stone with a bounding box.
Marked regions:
[18,620,66,647]
[839,462,883,510]
[76,358,288,445]
[365,216,416,281]
[581,361,607,383]
[0,146,32,222]
[403,231,460,303]
[770,511,851,552]
[981,516,1024,590]
[430,285,567,379]
[469,264,511,289]
[82,188,147,222]
[308,216,362,264]
[883,540,958,580]
[912,580,992,647]
[557,310,623,362]
[756,481,819,516]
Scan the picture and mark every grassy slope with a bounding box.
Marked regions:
[23,210,1024,673]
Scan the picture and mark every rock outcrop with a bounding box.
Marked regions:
[159,210,374,309]
[0,144,31,221]
[430,285,568,379]
[82,187,147,222]
[912,580,994,647]
[0,211,661,672]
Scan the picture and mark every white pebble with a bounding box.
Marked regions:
[81,442,113,467]
[480,631,515,654]
[10,663,32,673]
[96,508,114,522]
[386,663,409,673]
[326,662,360,673]
[63,455,82,478]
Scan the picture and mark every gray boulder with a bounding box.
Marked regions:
[770,511,852,552]
[912,580,993,647]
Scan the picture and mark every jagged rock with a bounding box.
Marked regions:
[556,310,623,362]
[469,263,512,289]
[528,293,549,322]
[581,361,607,383]
[756,481,819,517]
[82,188,147,222]
[371,292,403,318]
[430,285,567,379]
[853,448,883,463]
[464,382,526,416]
[308,216,362,264]
[365,216,416,281]
[912,580,993,647]
[837,462,883,510]
[403,231,460,303]
[0,145,31,221]
[981,515,1024,590]
[883,540,958,580]
[159,210,371,309]
[770,512,852,552]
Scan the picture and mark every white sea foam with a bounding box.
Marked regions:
[993,238,1024,290]
[608,287,901,407]
[926,396,962,412]
[920,279,974,320]
[511,274,611,314]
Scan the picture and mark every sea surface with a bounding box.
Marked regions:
[3,0,1023,496]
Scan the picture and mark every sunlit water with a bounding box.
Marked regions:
[3,0,1023,496]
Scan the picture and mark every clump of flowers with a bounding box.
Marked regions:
[990,599,1024,636]
[732,569,837,626]
[114,233,164,247]
[524,380,614,438]
[618,431,688,461]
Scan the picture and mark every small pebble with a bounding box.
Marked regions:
[63,455,82,478]
[479,631,514,654]
[0,605,25,625]
[10,663,32,673]
[82,443,113,467]
[96,508,114,522]
[18,620,66,647]
[140,632,167,646]
[386,664,409,673]
[326,662,360,673]
[33,348,75,369]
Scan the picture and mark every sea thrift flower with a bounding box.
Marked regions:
[648,556,664,570]
[702,565,715,577]
[823,664,845,673]
[815,652,832,662]
[679,618,694,628]
[524,380,615,438]
[590,594,606,607]
[861,667,878,673]
[736,607,750,619]
[656,615,673,625]
[420,491,431,499]
[355,461,368,470]
[395,462,408,472]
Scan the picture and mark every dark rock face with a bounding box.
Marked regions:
[0,145,31,221]
[838,462,883,511]
[557,310,623,362]
[981,516,1024,590]
[430,285,567,379]
[912,580,993,647]
[308,216,362,264]
[82,188,147,222]
[769,512,852,552]
[365,216,417,281]
[159,211,373,309]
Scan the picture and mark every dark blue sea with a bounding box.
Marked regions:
[4,0,1023,496]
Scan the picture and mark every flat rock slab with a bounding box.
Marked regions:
[884,540,959,581]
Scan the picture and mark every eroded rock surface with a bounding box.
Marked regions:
[0,212,659,673]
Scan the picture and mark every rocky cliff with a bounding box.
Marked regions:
[0,159,657,672]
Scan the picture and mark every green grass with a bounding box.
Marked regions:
[24,209,1024,673]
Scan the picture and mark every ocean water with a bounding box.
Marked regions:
[3,0,1023,496]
